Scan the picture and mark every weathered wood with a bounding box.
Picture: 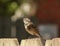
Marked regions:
[45,40,52,46]
[45,38,60,46]
[0,39,3,46]
[52,38,60,46]
[0,38,19,46]
[20,38,43,46]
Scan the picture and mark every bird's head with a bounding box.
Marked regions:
[23,18,32,24]
[23,18,34,29]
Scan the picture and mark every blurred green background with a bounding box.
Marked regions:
[0,0,20,17]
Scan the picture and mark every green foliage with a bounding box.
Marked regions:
[7,2,18,15]
[0,0,36,17]
[0,0,19,17]
[0,0,10,3]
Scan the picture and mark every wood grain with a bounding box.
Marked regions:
[0,38,19,46]
[20,38,43,46]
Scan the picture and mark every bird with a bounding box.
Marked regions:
[23,18,41,38]
[23,18,45,46]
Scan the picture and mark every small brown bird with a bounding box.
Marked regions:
[23,18,41,37]
[23,18,45,45]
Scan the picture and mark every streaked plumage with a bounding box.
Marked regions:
[23,18,45,46]
[23,18,41,37]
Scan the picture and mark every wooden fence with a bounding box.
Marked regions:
[0,38,60,46]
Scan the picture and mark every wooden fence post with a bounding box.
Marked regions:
[0,38,19,46]
[20,38,43,46]
[45,40,52,46]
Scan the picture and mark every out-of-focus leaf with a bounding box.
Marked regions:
[7,2,18,14]
[0,0,10,3]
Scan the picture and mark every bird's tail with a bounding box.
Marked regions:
[35,34,45,46]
